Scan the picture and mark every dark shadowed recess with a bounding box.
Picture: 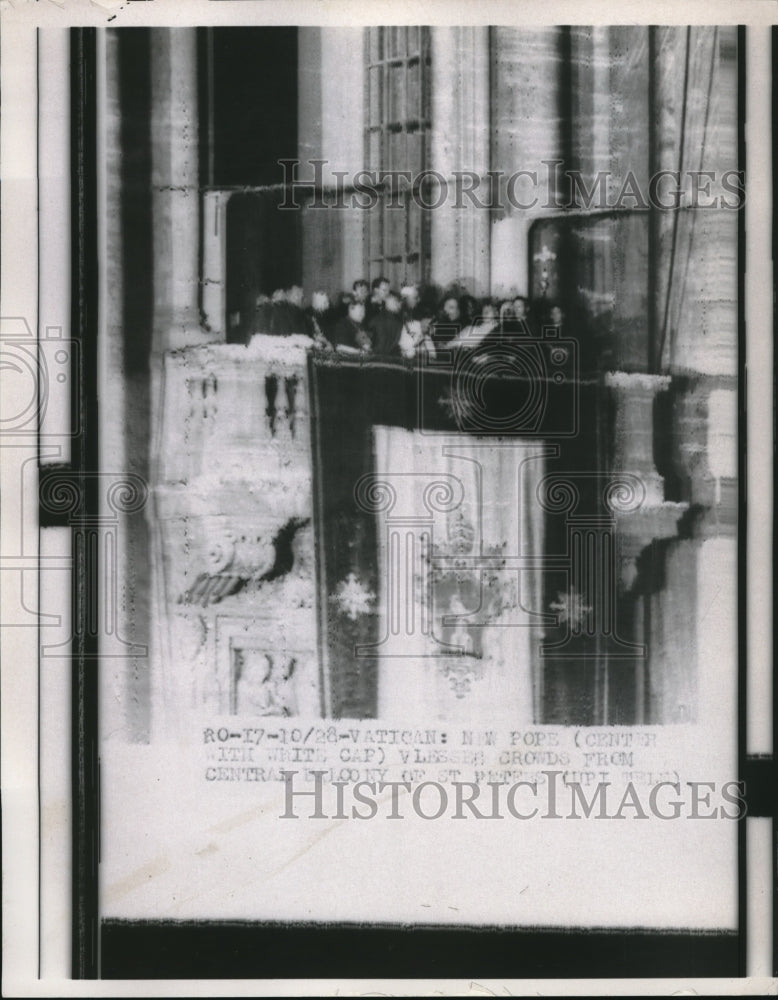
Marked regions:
[100,920,739,979]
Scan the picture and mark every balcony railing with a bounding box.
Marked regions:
[156,335,312,489]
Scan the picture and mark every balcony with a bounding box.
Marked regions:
[149,303,736,725]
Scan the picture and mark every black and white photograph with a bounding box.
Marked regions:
[103,23,739,735]
[0,0,774,993]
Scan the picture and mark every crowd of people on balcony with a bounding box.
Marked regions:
[248,277,566,362]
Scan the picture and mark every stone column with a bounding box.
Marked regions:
[569,26,612,191]
[488,27,565,299]
[148,29,212,740]
[429,27,491,296]
[150,28,211,357]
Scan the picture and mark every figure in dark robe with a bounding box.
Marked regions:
[400,284,422,324]
[429,294,463,349]
[367,290,405,357]
[501,294,534,339]
[367,275,390,322]
[331,301,372,353]
[253,294,273,336]
[306,290,336,349]
[269,285,308,336]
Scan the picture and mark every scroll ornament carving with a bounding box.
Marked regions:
[179,528,276,606]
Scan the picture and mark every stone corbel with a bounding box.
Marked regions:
[603,371,688,590]
[670,376,717,507]
[669,377,737,538]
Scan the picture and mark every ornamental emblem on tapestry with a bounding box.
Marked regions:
[445,509,476,559]
[419,513,520,699]
[331,572,376,621]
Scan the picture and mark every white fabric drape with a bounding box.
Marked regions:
[372,427,546,722]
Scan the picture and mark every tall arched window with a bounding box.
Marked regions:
[365,26,431,288]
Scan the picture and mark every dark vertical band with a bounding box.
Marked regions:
[558,25,574,206]
[70,25,100,981]
[647,27,659,373]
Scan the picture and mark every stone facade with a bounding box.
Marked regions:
[101,26,738,734]
[151,337,318,735]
